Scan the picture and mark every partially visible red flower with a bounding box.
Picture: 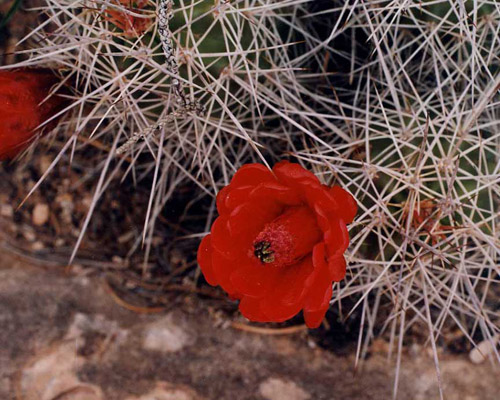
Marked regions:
[197,161,357,328]
[403,199,454,244]
[103,0,152,38]
[0,68,69,160]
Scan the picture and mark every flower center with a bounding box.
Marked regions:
[252,206,322,267]
[253,240,275,263]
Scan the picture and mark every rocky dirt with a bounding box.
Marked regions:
[1,251,499,400]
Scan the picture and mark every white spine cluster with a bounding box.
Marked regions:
[116,0,204,155]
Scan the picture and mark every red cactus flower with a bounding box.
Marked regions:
[0,68,69,160]
[103,0,152,38]
[197,161,357,328]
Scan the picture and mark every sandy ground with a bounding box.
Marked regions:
[0,251,499,400]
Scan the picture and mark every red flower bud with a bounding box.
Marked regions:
[0,68,69,160]
[103,0,152,38]
[197,161,357,328]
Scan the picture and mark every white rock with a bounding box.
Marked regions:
[259,378,310,400]
[125,382,201,400]
[19,340,104,400]
[19,313,129,400]
[143,314,192,353]
[469,335,499,364]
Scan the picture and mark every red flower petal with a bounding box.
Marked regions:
[274,257,314,306]
[258,257,314,321]
[226,200,282,248]
[303,309,327,329]
[259,296,303,322]
[230,261,279,298]
[230,163,275,188]
[210,216,237,258]
[224,186,254,210]
[303,243,334,312]
[216,186,231,216]
[313,203,332,233]
[305,281,332,314]
[323,218,350,257]
[248,181,302,207]
[228,292,243,301]
[211,249,239,296]
[272,161,319,197]
[329,186,357,223]
[310,242,329,280]
[328,255,347,282]
[219,181,300,217]
[305,183,339,217]
[197,235,218,286]
[273,161,318,184]
[312,203,349,258]
[239,296,270,322]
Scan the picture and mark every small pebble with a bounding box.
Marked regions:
[112,256,124,264]
[259,378,310,400]
[31,241,45,251]
[0,204,13,218]
[32,203,50,226]
[38,155,52,174]
[22,228,36,242]
[469,336,499,364]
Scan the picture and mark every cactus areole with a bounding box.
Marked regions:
[197,161,357,328]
